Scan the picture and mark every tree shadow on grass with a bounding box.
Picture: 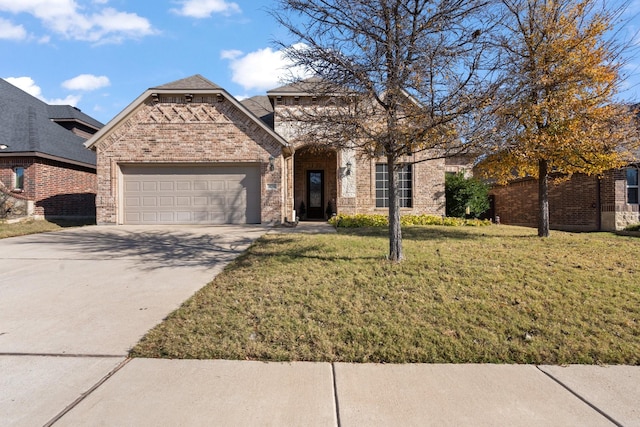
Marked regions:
[336,226,486,241]
[227,234,384,268]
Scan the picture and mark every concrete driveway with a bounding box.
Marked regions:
[0,225,266,426]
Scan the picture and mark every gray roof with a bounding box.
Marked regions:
[0,78,99,167]
[47,105,104,129]
[267,77,325,96]
[152,74,222,91]
[241,95,274,129]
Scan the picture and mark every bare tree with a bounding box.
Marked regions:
[273,0,499,261]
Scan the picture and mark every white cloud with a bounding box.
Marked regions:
[172,0,241,18]
[0,17,26,40]
[221,44,312,92]
[220,49,242,60]
[0,0,156,43]
[5,76,42,98]
[62,74,110,91]
[4,76,81,106]
[47,94,82,106]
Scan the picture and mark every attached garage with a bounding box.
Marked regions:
[121,164,261,225]
[86,75,291,225]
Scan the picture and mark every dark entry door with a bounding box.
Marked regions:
[306,170,324,219]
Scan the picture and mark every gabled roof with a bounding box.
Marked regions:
[241,95,274,129]
[85,75,290,153]
[266,77,326,97]
[0,78,98,168]
[153,74,222,91]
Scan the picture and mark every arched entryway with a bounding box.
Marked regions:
[293,146,337,220]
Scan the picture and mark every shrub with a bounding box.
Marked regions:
[624,223,640,232]
[329,214,491,228]
[445,172,490,218]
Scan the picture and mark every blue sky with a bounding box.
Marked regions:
[1,0,639,125]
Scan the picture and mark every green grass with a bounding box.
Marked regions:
[131,225,640,364]
[0,219,92,239]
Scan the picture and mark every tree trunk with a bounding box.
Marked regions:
[387,154,403,261]
[538,159,550,237]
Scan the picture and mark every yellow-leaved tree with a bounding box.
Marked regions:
[479,0,639,237]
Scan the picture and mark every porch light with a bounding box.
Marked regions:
[346,161,352,175]
[269,156,275,171]
[185,93,193,103]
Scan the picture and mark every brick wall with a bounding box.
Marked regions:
[490,174,600,231]
[33,159,96,218]
[1,157,96,218]
[352,153,446,216]
[94,97,285,224]
[275,99,446,217]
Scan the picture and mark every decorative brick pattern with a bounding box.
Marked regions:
[95,99,285,224]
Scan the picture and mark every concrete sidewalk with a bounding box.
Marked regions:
[41,360,640,426]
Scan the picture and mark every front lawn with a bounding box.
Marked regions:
[131,225,640,364]
[0,219,91,239]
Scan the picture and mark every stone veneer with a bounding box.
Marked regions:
[275,104,446,218]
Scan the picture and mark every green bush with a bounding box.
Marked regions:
[624,223,640,232]
[329,214,491,228]
[445,172,490,218]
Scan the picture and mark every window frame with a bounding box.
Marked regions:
[375,163,413,208]
[13,166,24,191]
[627,166,639,205]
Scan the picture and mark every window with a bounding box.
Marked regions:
[13,166,24,191]
[375,163,412,208]
[627,167,639,204]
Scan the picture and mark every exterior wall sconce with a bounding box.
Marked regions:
[151,93,159,103]
[269,156,275,171]
[185,93,193,103]
[346,161,352,175]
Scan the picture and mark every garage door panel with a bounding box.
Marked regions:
[122,165,261,225]
[159,197,174,206]
[142,197,157,207]
[125,197,141,207]
[125,212,141,223]
[159,181,174,191]
[125,182,141,192]
[176,181,191,191]
[142,182,157,191]
[176,196,191,206]
[142,212,158,222]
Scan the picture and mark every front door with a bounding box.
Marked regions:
[306,170,324,219]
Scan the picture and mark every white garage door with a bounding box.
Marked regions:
[122,164,261,224]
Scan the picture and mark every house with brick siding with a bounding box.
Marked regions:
[0,78,102,220]
[85,75,446,225]
[489,164,640,231]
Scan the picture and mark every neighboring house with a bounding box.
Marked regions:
[489,164,640,231]
[0,78,102,220]
[84,74,446,225]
